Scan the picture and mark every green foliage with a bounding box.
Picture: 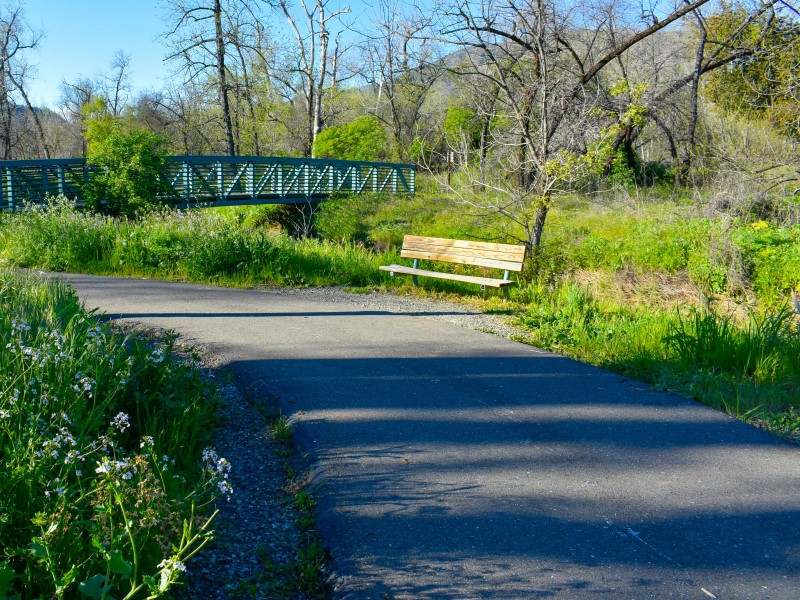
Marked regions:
[84,116,170,216]
[733,221,800,304]
[271,416,293,447]
[703,3,800,137]
[573,78,650,189]
[314,193,377,243]
[443,106,480,149]
[0,201,391,288]
[312,116,390,162]
[566,214,722,274]
[0,270,227,598]
[82,97,116,156]
[606,148,638,189]
[516,284,673,375]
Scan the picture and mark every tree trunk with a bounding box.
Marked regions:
[214,0,236,156]
[0,56,11,160]
[682,11,707,180]
[9,70,50,158]
[529,201,549,255]
[311,4,331,154]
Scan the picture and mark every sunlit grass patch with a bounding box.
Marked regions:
[514,282,800,436]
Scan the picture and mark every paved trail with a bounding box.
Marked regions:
[65,274,799,599]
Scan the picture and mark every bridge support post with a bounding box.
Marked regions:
[246,162,255,199]
[183,162,191,203]
[216,162,223,202]
[6,169,14,210]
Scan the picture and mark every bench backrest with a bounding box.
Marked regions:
[400,235,527,272]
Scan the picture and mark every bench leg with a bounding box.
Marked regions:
[412,258,419,286]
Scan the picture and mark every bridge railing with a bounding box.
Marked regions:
[0,156,415,210]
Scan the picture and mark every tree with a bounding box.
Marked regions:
[83,109,170,216]
[312,115,390,160]
[165,0,255,156]
[356,0,441,161]
[597,0,791,186]
[0,2,48,159]
[428,0,775,253]
[59,77,101,157]
[101,50,133,118]
[267,0,350,156]
[703,2,800,137]
[443,105,480,166]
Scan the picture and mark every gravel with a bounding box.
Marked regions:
[175,369,311,599]
[260,285,527,339]
[176,286,524,598]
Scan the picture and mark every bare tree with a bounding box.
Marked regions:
[165,0,256,155]
[0,2,48,159]
[356,0,441,160]
[593,1,788,187]
[102,50,133,118]
[426,0,771,253]
[59,77,101,157]
[266,0,350,156]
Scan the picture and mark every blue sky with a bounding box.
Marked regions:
[20,0,402,108]
[22,0,171,107]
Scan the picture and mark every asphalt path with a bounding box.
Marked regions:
[63,273,800,599]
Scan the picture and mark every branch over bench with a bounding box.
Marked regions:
[380,235,527,290]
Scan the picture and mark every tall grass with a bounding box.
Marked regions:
[0,198,397,288]
[664,306,800,414]
[516,283,674,377]
[0,270,229,598]
[516,283,800,433]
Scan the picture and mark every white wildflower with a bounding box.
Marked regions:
[111,412,130,432]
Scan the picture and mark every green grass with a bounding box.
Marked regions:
[0,198,400,289]
[1,193,799,438]
[513,283,800,433]
[0,269,228,599]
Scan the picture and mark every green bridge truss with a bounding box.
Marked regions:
[0,156,415,210]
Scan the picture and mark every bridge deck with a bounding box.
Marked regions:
[0,156,415,210]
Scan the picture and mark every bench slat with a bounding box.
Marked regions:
[404,236,526,263]
[379,265,515,288]
[401,242,525,263]
[399,249,524,272]
[405,235,525,256]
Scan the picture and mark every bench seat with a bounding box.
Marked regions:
[380,235,527,291]
[379,264,516,288]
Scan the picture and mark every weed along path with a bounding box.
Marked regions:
[63,273,800,600]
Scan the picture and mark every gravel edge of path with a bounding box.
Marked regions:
[258,285,529,340]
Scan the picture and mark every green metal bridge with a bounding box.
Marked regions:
[0,156,415,210]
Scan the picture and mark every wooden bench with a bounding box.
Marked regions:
[380,235,526,290]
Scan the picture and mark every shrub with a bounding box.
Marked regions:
[84,125,170,216]
[312,116,390,162]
